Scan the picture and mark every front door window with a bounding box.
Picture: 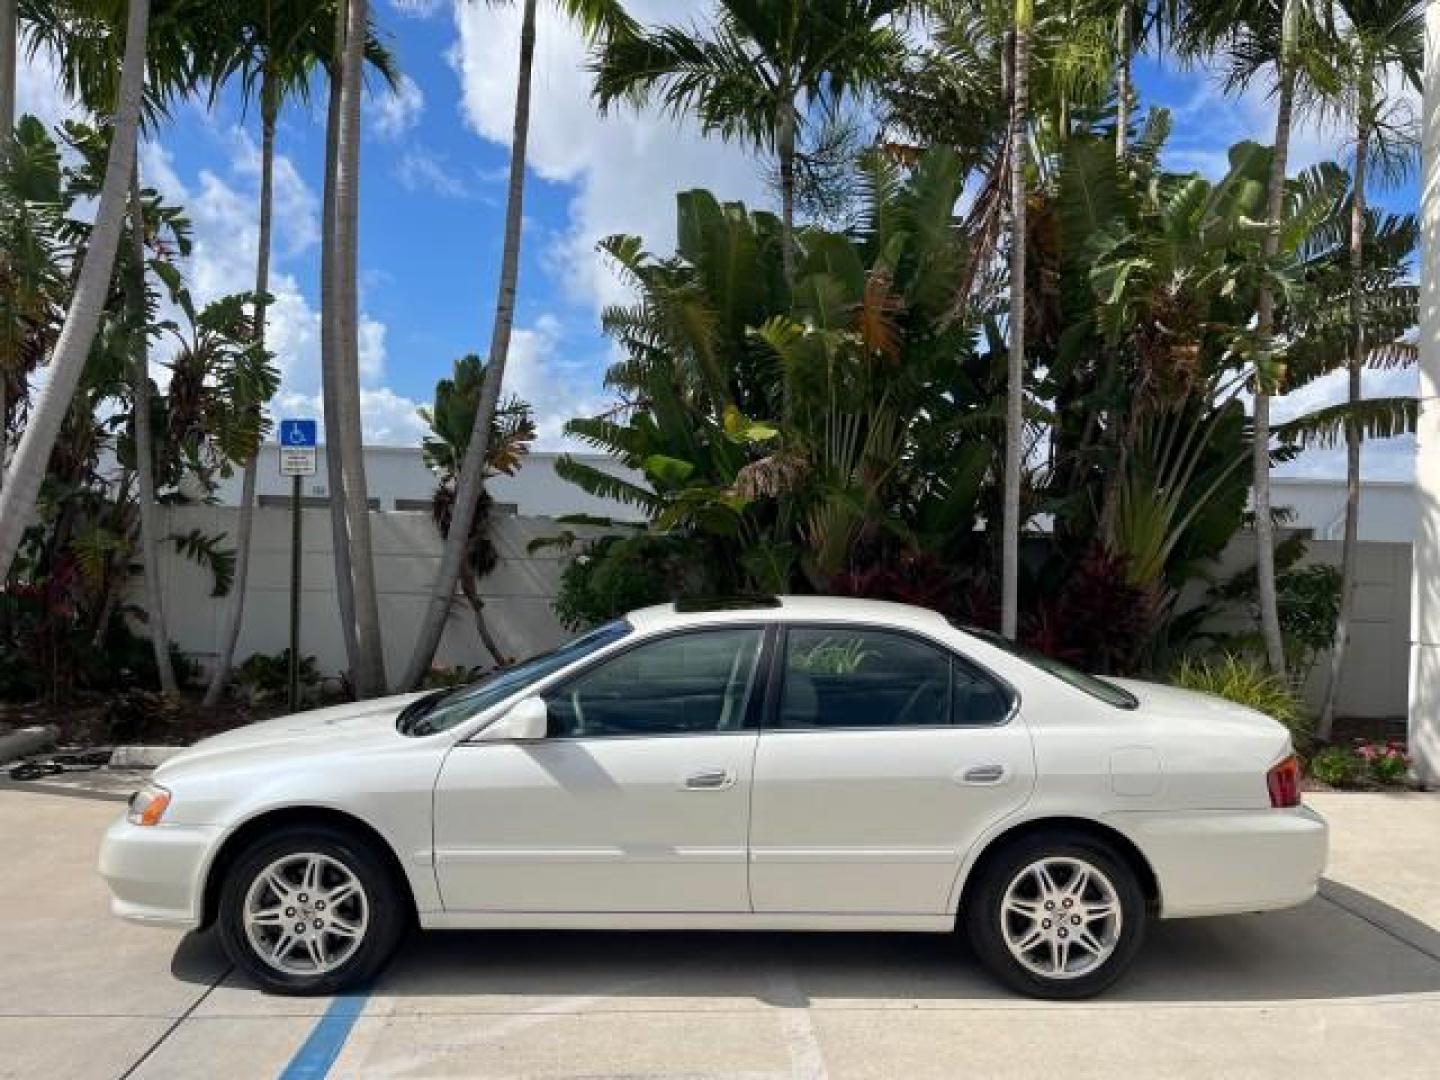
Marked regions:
[544,628,765,737]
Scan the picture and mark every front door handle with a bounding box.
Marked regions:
[682,768,736,791]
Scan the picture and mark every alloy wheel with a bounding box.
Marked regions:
[242,852,370,976]
[999,856,1122,980]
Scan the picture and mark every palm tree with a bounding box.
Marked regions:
[399,0,634,690]
[329,0,387,696]
[126,164,177,692]
[420,355,536,669]
[0,0,150,587]
[592,0,909,283]
[1316,0,1422,737]
[319,49,361,684]
[1113,3,1181,158]
[1179,0,1335,678]
[1001,0,1034,640]
[204,0,397,706]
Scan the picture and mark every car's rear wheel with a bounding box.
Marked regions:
[217,826,405,995]
[964,834,1146,999]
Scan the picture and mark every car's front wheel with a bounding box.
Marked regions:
[217,826,405,995]
[964,834,1146,999]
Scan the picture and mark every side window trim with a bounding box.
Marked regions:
[539,623,773,740]
[763,621,1019,732]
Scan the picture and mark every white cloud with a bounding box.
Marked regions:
[396,145,473,198]
[1273,368,1417,481]
[389,0,445,17]
[373,74,425,139]
[501,315,616,448]
[14,44,79,131]
[1160,59,1417,181]
[274,387,429,447]
[449,0,771,313]
[138,137,421,446]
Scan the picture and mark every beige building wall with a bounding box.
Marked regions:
[146,508,1412,718]
[1189,538,1412,720]
[147,505,606,685]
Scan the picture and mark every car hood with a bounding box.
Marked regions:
[1107,677,1289,738]
[155,692,429,780]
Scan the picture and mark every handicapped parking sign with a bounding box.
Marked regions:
[280,419,317,447]
[278,419,318,476]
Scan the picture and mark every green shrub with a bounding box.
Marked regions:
[1309,745,1358,787]
[1171,653,1310,746]
[233,649,320,704]
[553,533,719,631]
[421,664,483,690]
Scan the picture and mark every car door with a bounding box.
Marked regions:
[433,625,767,913]
[749,623,1036,915]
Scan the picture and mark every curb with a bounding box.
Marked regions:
[107,746,186,770]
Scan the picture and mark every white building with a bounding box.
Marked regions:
[1269,478,1416,543]
[212,446,646,522]
[213,449,1420,543]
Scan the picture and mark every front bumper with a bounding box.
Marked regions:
[1107,805,1328,919]
[98,815,218,929]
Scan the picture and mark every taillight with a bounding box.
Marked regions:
[1267,754,1302,808]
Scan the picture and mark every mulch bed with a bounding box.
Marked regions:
[1,694,292,749]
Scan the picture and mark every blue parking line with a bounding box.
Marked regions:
[278,992,370,1080]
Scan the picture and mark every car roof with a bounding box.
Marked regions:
[625,595,954,635]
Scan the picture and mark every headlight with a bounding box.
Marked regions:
[127,784,172,826]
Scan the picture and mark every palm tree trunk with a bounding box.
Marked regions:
[1115,5,1131,158]
[1253,4,1298,679]
[0,0,15,152]
[400,0,537,690]
[459,568,509,669]
[1002,6,1032,641]
[204,75,278,708]
[1319,115,1369,740]
[333,0,386,696]
[778,98,797,285]
[320,52,361,686]
[0,0,150,585]
[128,163,177,694]
[0,377,8,497]
[1,0,10,491]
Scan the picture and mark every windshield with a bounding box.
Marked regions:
[959,625,1139,710]
[397,620,632,736]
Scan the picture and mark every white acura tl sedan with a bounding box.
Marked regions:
[101,596,1326,999]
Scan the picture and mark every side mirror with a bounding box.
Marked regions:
[479,696,548,741]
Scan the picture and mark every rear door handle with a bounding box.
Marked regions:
[682,768,736,791]
[958,764,1008,785]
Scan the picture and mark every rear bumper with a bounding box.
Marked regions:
[1106,805,1328,919]
[99,815,217,929]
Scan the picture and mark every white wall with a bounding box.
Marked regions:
[150,505,609,681]
[147,507,1412,717]
[1270,478,1415,543]
[211,447,646,522]
[1197,536,1411,719]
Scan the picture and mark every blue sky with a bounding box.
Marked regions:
[15,0,1421,477]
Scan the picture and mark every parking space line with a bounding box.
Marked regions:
[116,963,233,1080]
[277,992,370,1080]
[764,962,829,1080]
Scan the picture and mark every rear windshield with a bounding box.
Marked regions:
[957,625,1139,709]
[398,620,632,736]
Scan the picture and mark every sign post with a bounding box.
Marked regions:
[278,419,318,711]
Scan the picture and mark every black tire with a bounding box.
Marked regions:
[217,825,406,995]
[963,833,1147,1000]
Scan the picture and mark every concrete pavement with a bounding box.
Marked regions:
[1,784,1438,1079]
